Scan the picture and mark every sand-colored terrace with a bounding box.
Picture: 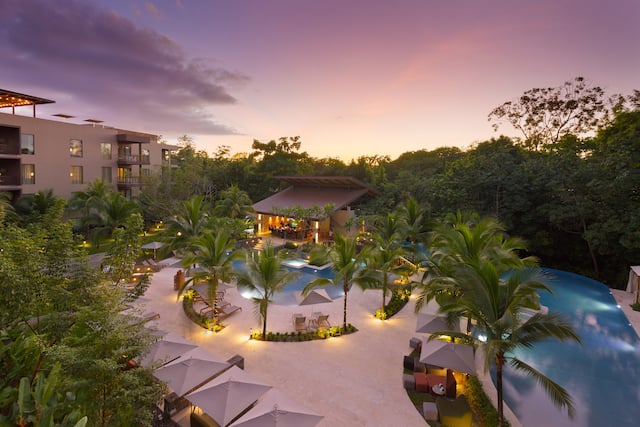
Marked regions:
[135,256,640,427]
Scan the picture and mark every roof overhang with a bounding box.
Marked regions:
[253,176,379,216]
[0,89,55,108]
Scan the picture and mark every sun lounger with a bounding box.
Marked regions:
[199,301,231,316]
[316,314,330,329]
[293,313,307,332]
[216,304,242,321]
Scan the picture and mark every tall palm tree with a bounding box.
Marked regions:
[397,197,429,262]
[303,233,370,330]
[178,229,240,326]
[235,244,298,338]
[363,239,412,317]
[361,212,413,316]
[164,195,211,255]
[415,213,535,314]
[434,260,581,426]
[214,184,254,219]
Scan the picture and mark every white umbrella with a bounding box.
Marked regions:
[136,332,198,368]
[192,282,233,298]
[153,347,230,397]
[294,289,332,306]
[229,389,323,427]
[186,366,272,427]
[419,338,476,375]
[415,313,459,335]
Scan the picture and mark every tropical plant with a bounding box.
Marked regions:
[303,233,370,329]
[214,184,254,219]
[418,213,580,426]
[179,229,240,327]
[84,192,140,245]
[66,179,113,238]
[163,195,211,255]
[432,261,581,426]
[236,244,298,338]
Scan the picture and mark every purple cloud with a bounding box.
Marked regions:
[0,0,248,134]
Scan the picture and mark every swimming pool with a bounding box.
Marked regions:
[499,269,640,427]
[232,260,343,305]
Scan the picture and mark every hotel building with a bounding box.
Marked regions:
[0,88,176,201]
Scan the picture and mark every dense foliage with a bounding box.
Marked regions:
[138,80,639,287]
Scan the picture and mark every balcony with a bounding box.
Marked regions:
[0,174,21,188]
[117,176,144,187]
[117,155,150,165]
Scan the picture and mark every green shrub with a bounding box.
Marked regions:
[466,375,509,427]
[631,302,640,312]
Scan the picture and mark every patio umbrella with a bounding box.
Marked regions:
[141,241,164,259]
[229,389,323,427]
[419,338,476,375]
[136,332,198,368]
[153,347,230,397]
[186,366,272,427]
[415,313,459,335]
[294,289,332,306]
[192,282,233,298]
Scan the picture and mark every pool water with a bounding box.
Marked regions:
[232,260,342,305]
[499,269,640,427]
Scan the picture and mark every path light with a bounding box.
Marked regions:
[249,328,253,340]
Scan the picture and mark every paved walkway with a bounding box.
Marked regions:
[137,259,428,426]
[136,259,640,427]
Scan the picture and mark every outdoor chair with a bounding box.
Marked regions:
[316,314,331,329]
[216,304,242,321]
[293,314,307,332]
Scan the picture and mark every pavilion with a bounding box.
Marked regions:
[252,176,379,243]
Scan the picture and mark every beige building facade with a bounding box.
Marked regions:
[0,89,175,201]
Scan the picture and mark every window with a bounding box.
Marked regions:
[143,168,151,177]
[70,139,83,157]
[101,167,112,183]
[101,143,112,160]
[162,149,170,162]
[21,134,35,155]
[21,164,35,184]
[70,166,83,184]
[142,148,150,163]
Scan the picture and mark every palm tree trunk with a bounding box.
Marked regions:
[343,280,349,330]
[495,351,505,427]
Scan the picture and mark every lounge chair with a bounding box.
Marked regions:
[199,301,231,316]
[216,304,242,321]
[293,314,307,332]
[316,314,330,329]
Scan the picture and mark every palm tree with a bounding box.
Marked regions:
[415,213,535,315]
[178,229,240,327]
[86,192,140,244]
[235,244,298,338]
[214,184,254,219]
[434,260,581,426]
[361,212,413,317]
[397,197,429,261]
[303,233,370,330]
[164,195,211,255]
[363,239,412,318]
[67,179,112,238]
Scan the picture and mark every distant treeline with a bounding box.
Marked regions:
[140,79,640,287]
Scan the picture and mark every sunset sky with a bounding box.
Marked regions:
[2,0,639,161]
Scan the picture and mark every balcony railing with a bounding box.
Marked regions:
[0,175,21,186]
[117,176,144,186]
[117,155,150,165]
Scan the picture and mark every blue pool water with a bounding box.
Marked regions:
[232,260,342,305]
[500,269,640,427]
